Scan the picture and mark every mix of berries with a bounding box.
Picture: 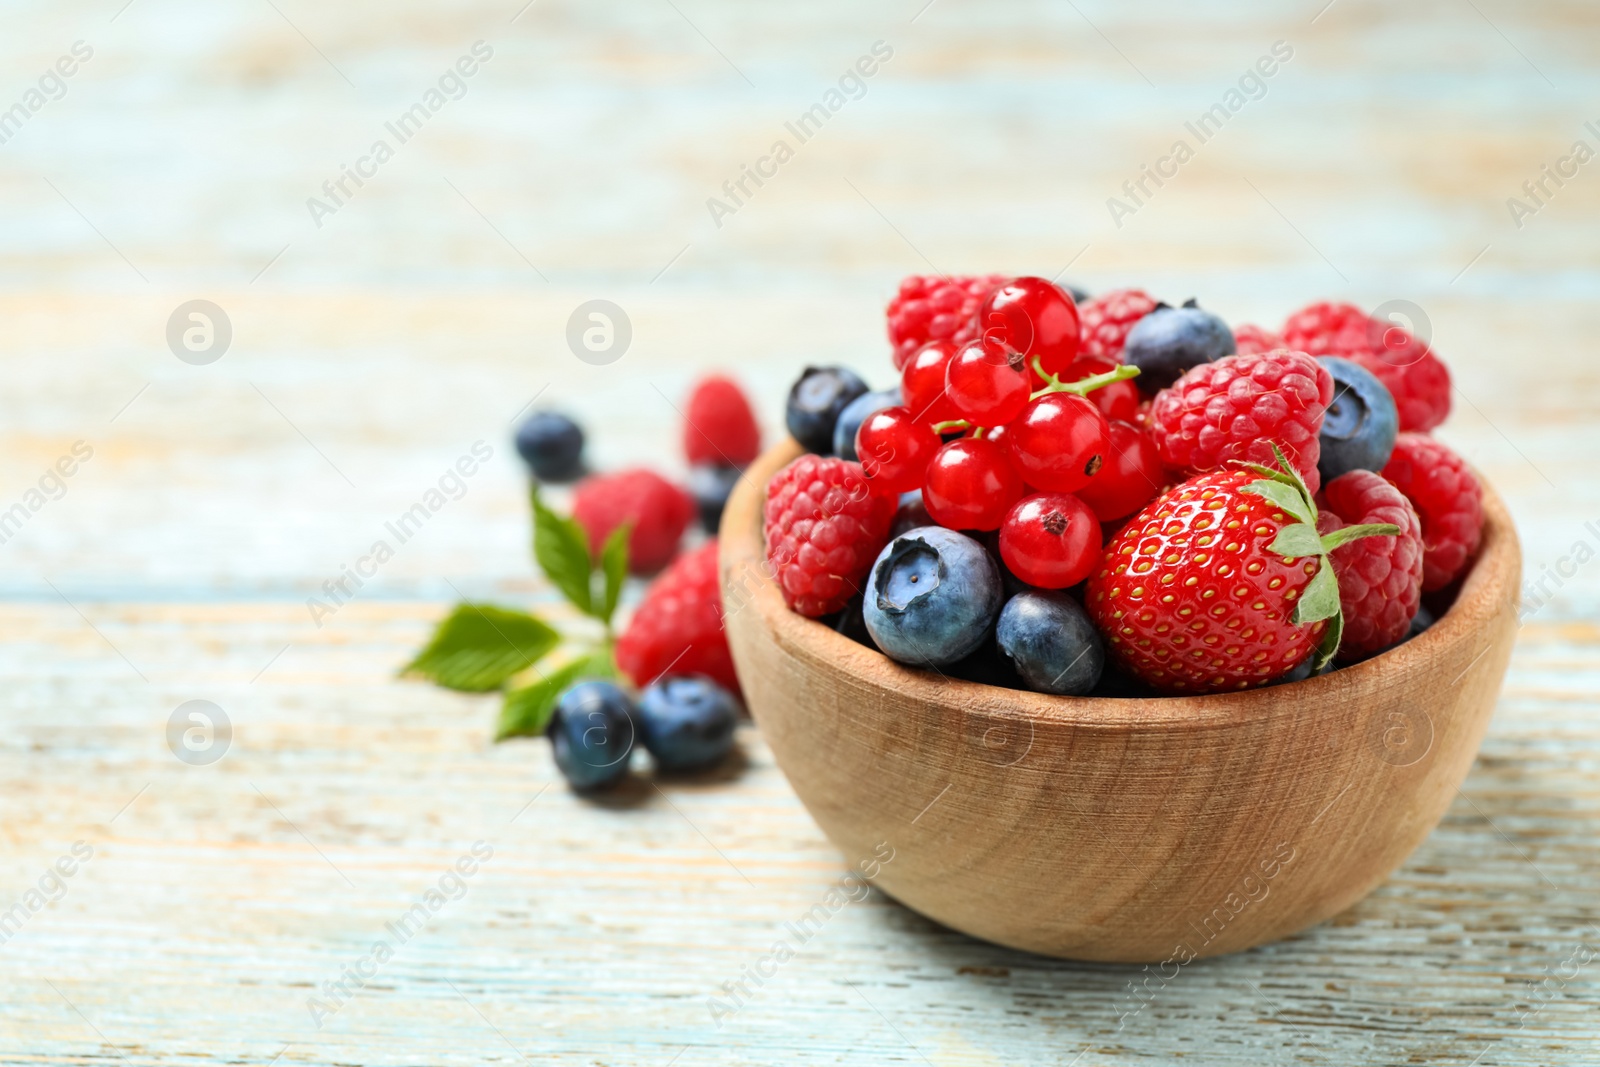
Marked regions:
[762,276,1487,697]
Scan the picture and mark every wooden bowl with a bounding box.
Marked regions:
[720,441,1521,962]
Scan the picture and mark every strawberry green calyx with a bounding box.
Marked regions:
[1028,355,1140,401]
[1237,445,1399,671]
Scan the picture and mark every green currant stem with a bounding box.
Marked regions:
[931,419,971,433]
[1028,356,1141,400]
[971,426,987,440]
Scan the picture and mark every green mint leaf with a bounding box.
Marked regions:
[1268,523,1324,560]
[1320,522,1401,553]
[1242,479,1315,526]
[496,659,587,740]
[599,523,631,625]
[1292,561,1342,625]
[1311,609,1343,673]
[531,488,593,615]
[495,646,618,741]
[403,603,560,692]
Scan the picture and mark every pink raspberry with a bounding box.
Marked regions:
[1078,288,1158,362]
[616,541,738,694]
[886,274,1008,370]
[1147,350,1335,496]
[763,455,895,617]
[1281,301,1450,431]
[572,469,695,575]
[1318,471,1423,660]
[1381,433,1483,590]
[1231,323,1283,356]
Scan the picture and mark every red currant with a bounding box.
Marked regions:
[980,277,1081,382]
[1065,354,1140,422]
[999,493,1101,589]
[855,406,939,493]
[1075,420,1165,521]
[1006,393,1109,493]
[923,437,1023,531]
[945,340,1030,426]
[901,340,958,425]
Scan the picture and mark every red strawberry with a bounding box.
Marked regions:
[616,541,739,694]
[1086,453,1398,693]
[1146,350,1334,496]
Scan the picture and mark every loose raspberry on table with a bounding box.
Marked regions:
[763,454,895,617]
[683,375,761,466]
[886,274,1008,370]
[1078,288,1158,362]
[1381,433,1483,590]
[1146,350,1335,496]
[616,541,739,694]
[1318,471,1423,659]
[1231,323,1283,356]
[572,468,695,575]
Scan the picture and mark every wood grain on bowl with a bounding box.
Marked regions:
[721,440,1521,963]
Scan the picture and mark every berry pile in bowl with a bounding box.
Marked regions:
[721,276,1520,962]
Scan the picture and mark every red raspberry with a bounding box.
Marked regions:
[1381,433,1483,590]
[1349,347,1452,433]
[1231,323,1283,356]
[886,274,1008,370]
[683,375,760,466]
[616,541,738,694]
[1281,301,1375,358]
[1282,301,1450,431]
[1146,350,1334,496]
[1318,471,1423,659]
[763,454,895,617]
[1078,288,1158,362]
[572,469,695,575]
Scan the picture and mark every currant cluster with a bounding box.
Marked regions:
[856,277,1160,591]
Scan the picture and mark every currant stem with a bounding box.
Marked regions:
[1028,356,1141,400]
[931,419,971,433]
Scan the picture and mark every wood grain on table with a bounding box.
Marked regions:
[1,0,1598,1063]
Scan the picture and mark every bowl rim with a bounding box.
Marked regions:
[720,439,1521,732]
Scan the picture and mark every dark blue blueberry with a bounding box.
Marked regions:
[890,490,933,538]
[636,675,740,773]
[832,594,880,651]
[786,366,869,454]
[688,463,742,535]
[1408,605,1435,640]
[548,680,635,791]
[862,526,1002,667]
[1317,357,1399,483]
[995,590,1104,695]
[514,411,585,482]
[1124,300,1234,394]
[949,638,1023,688]
[833,388,901,460]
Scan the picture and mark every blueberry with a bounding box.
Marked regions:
[996,591,1104,695]
[636,675,740,772]
[949,639,1023,688]
[832,594,879,651]
[688,463,742,534]
[833,388,901,460]
[1408,605,1435,639]
[548,681,635,791]
[862,526,1002,667]
[890,490,933,538]
[1124,300,1234,394]
[786,366,869,454]
[515,411,586,482]
[1316,357,1399,482]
